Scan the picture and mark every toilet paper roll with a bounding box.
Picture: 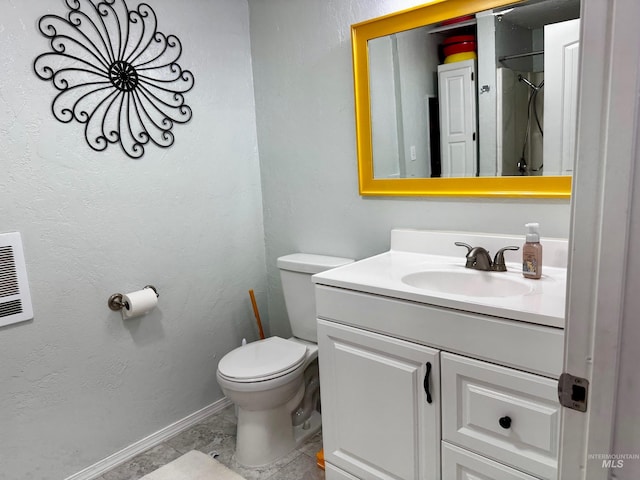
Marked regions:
[122,288,158,319]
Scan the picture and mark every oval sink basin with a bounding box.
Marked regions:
[401,270,534,298]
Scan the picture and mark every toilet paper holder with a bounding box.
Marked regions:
[108,285,159,311]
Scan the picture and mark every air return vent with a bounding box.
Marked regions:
[0,233,33,328]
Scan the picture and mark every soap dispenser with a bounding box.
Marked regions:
[523,223,542,279]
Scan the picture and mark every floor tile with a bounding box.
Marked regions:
[215,448,304,480]
[200,406,237,434]
[101,405,324,480]
[215,403,238,424]
[101,444,182,480]
[198,427,237,462]
[298,431,323,458]
[264,453,326,480]
[166,414,236,454]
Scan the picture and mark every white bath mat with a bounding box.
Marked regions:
[141,450,246,480]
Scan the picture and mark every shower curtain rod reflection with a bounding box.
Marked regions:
[499,50,544,62]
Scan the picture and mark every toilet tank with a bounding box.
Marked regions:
[277,253,354,342]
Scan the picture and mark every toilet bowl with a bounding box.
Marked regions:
[216,336,319,467]
[216,253,353,467]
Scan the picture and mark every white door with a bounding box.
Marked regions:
[543,19,580,175]
[561,1,640,479]
[318,319,441,480]
[438,59,477,177]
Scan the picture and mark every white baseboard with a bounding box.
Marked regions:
[65,397,232,480]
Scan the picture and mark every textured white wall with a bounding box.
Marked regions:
[396,28,436,178]
[248,0,572,338]
[0,0,265,478]
[368,37,401,178]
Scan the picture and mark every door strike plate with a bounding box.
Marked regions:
[558,372,589,412]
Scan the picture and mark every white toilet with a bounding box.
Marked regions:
[216,253,354,467]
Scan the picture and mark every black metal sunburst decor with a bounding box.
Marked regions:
[33,0,194,159]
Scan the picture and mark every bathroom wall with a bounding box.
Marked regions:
[0,1,265,478]
[395,28,438,178]
[248,0,572,338]
[369,28,437,179]
[368,37,402,178]
[477,10,498,176]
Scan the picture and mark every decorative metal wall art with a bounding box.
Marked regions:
[33,0,194,159]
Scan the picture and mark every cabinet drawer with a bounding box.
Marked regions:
[442,442,540,480]
[441,353,560,480]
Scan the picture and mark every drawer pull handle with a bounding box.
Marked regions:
[423,362,432,404]
[499,416,512,429]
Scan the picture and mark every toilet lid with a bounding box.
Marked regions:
[218,336,307,382]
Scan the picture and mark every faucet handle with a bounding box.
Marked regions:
[454,242,473,254]
[456,242,493,270]
[492,246,520,272]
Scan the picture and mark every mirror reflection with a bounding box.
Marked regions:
[368,0,580,179]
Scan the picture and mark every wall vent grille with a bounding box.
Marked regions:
[0,246,20,298]
[0,233,33,328]
[0,299,22,318]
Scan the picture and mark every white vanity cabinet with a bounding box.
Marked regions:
[316,285,563,480]
[318,319,441,480]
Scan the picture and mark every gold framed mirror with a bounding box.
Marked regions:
[352,0,576,197]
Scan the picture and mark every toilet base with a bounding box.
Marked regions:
[293,409,322,447]
[234,407,321,467]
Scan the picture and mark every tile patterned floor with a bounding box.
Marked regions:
[98,405,325,480]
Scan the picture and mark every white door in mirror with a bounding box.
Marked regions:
[544,19,580,175]
[438,59,477,177]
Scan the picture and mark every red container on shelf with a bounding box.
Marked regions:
[443,34,476,45]
[443,40,476,57]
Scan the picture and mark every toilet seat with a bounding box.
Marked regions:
[217,336,307,383]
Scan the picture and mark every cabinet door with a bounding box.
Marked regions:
[318,319,440,480]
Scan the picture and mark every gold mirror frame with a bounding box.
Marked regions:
[352,0,572,198]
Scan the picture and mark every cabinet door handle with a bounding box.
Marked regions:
[499,416,512,429]
[423,362,432,404]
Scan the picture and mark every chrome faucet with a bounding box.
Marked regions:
[455,242,520,272]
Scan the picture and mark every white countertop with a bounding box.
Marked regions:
[312,230,567,329]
